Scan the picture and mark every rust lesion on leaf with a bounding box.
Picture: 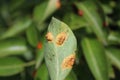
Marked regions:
[56,0,61,9]
[61,54,76,70]
[56,32,67,45]
[45,32,54,42]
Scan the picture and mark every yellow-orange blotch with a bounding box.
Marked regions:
[45,32,53,42]
[56,0,61,9]
[61,54,76,70]
[56,32,67,45]
[37,42,42,49]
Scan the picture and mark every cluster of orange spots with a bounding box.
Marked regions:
[61,54,76,70]
[45,32,54,42]
[56,32,67,45]
[45,32,67,45]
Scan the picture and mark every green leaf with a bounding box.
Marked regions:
[63,13,87,30]
[108,62,115,79]
[0,57,24,76]
[0,38,28,57]
[106,48,120,70]
[34,63,49,80]
[26,24,39,47]
[101,4,113,14]
[108,31,120,44]
[65,70,77,80]
[75,1,107,45]
[33,2,47,23]
[109,1,116,8]
[35,37,45,69]
[96,1,106,22]
[107,55,115,79]
[33,0,59,24]
[0,17,32,40]
[45,17,77,80]
[81,38,109,80]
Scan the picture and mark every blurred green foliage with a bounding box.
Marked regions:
[0,0,120,80]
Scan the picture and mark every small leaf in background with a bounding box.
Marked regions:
[35,37,45,69]
[106,54,115,79]
[45,18,77,80]
[108,31,120,44]
[81,38,109,80]
[63,13,88,30]
[0,17,32,40]
[33,2,47,23]
[106,48,120,70]
[108,60,115,79]
[26,24,39,47]
[75,1,107,45]
[95,1,106,22]
[34,63,49,80]
[65,70,77,80]
[33,0,61,24]
[101,4,113,14]
[109,1,116,8]
[0,57,24,76]
[0,38,28,57]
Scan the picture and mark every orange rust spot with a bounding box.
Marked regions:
[56,32,67,45]
[45,32,53,42]
[37,42,42,49]
[78,10,83,16]
[61,54,76,70]
[56,0,61,9]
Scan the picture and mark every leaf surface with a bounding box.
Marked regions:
[0,57,24,76]
[45,18,77,80]
[81,38,109,80]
